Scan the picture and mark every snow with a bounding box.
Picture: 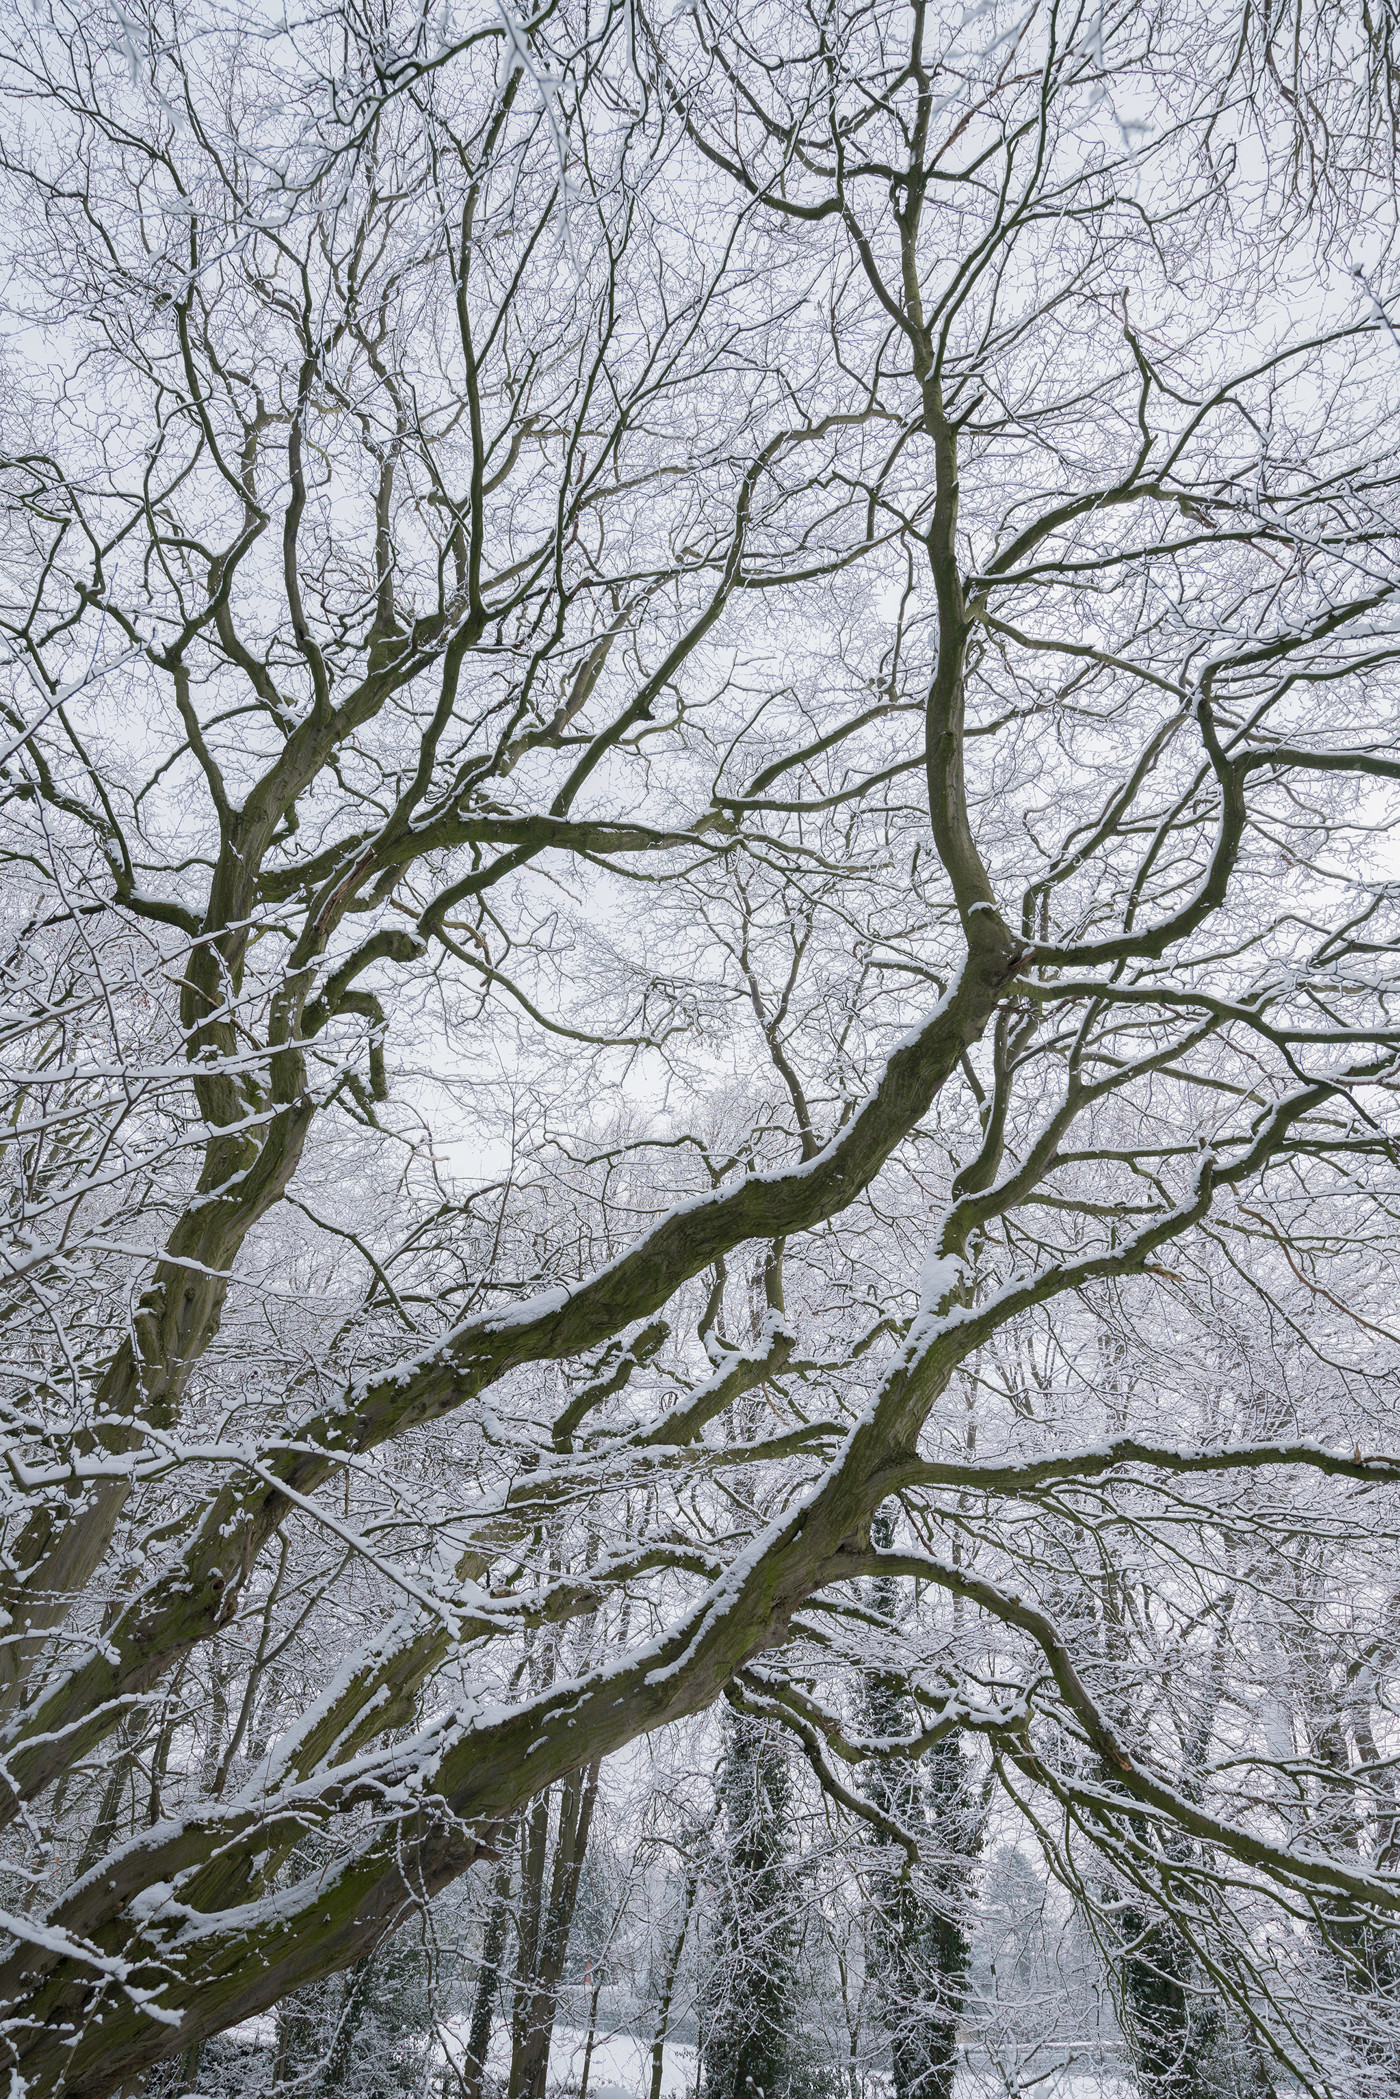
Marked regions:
[216,2007,1138,2099]
[221,2011,276,2048]
[917,1246,963,1313]
[435,2021,699,2099]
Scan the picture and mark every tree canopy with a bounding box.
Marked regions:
[2,0,1400,2091]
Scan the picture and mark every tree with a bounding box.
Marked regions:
[507,1761,602,2099]
[860,1520,978,2099]
[3,0,1400,2093]
[703,1712,803,2099]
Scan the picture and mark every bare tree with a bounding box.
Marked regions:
[2,1,1400,2093]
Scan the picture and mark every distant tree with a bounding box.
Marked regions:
[1113,1899,1226,2099]
[860,1522,979,2099]
[508,1763,602,2099]
[462,1835,518,2099]
[703,1713,803,2099]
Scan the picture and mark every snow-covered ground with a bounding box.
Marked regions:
[219,2011,1135,2098]
[435,2021,699,2099]
[435,2025,1133,2099]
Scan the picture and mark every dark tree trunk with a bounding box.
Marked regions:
[509,1764,602,2099]
[702,1711,800,2099]
[464,1843,517,2099]
[861,1520,977,2099]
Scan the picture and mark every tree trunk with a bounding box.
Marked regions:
[701,1711,800,2099]
[650,1821,712,2099]
[510,1762,601,2099]
[464,1840,518,2099]
[1116,1906,1222,2099]
[862,1521,976,2099]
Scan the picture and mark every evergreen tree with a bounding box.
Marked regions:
[702,1711,802,2099]
[1114,1899,1224,2099]
[1111,1893,1281,2099]
[861,1522,978,2099]
[320,1935,435,2098]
